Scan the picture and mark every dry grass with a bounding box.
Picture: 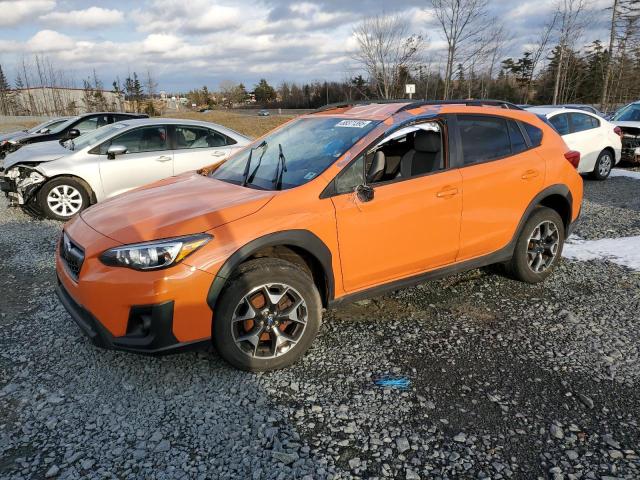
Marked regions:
[0,121,40,134]
[161,110,295,138]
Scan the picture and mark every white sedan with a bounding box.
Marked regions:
[1,119,250,220]
[527,107,622,180]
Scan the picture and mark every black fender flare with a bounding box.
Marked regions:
[507,183,574,253]
[206,229,335,311]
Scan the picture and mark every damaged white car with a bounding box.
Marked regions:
[0,118,250,220]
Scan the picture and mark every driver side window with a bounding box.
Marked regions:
[98,126,168,155]
[333,121,444,195]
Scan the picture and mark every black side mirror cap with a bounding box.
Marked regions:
[356,184,374,202]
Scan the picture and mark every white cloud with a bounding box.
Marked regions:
[0,0,55,26]
[39,6,124,28]
[132,1,241,33]
[26,30,74,52]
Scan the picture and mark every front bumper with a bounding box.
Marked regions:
[56,279,208,355]
[55,215,217,355]
[0,167,46,205]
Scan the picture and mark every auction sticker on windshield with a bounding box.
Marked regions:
[335,120,372,128]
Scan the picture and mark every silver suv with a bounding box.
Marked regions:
[1,118,250,220]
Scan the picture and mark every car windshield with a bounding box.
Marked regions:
[66,123,130,151]
[211,117,379,190]
[612,104,640,122]
[27,118,66,134]
[48,116,79,134]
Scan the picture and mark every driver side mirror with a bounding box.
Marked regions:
[107,144,127,159]
[67,128,80,139]
[355,184,374,202]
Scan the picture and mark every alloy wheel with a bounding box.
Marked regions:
[231,283,308,359]
[47,185,83,217]
[526,220,560,273]
[598,154,612,177]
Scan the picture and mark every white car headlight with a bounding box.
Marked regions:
[100,234,212,271]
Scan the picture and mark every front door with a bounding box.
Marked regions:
[330,120,462,293]
[98,125,173,198]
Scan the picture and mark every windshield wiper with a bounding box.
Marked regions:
[273,143,287,190]
[241,140,266,187]
[246,141,268,185]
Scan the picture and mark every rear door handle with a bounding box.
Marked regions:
[521,169,539,180]
[156,155,172,162]
[436,186,459,198]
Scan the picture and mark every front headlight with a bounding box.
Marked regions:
[100,234,212,271]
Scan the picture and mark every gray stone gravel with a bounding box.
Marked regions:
[1,175,639,479]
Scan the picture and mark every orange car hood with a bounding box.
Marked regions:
[81,173,274,244]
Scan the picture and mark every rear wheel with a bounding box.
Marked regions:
[506,207,565,283]
[591,150,613,180]
[37,177,90,221]
[213,258,322,371]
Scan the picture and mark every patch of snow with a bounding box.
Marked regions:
[609,168,640,180]
[563,235,640,271]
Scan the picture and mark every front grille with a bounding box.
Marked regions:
[60,232,85,281]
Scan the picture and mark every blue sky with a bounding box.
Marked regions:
[0,0,611,93]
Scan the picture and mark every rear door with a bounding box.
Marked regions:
[456,114,545,261]
[97,125,173,198]
[171,124,239,174]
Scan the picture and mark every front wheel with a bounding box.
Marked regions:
[37,177,90,221]
[591,150,613,180]
[213,258,322,371]
[506,207,565,283]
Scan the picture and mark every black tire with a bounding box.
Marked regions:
[505,207,565,283]
[37,176,90,221]
[591,149,614,181]
[213,258,322,371]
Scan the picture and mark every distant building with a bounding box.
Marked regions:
[3,87,124,116]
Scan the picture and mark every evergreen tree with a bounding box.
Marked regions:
[254,79,276,104]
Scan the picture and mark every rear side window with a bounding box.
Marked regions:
[458,115,511,165]
[523,122,543,147]
[508,120,527,154]
[549,114,570,135]
[175,125,235,149]
[570,113,599,133]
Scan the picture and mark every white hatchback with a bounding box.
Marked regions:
[527,107,622,180]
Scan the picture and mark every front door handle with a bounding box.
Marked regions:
[155,155,172,162]
[436,186,459,198]
[521,169,539,180]
[211,151,226,157]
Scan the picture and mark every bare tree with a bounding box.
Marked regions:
[552,0,587,105]
[429,0,490,99]
[480,23,509,98]
[524,13,558,102]
[352,14,424,99]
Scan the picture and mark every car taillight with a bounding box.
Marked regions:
[564,150,580,169]
[614,126,623,138]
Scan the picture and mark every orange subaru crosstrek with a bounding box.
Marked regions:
[55,100,583,371]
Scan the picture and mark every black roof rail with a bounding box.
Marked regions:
[396,99,524,112]
[312,98,524,114]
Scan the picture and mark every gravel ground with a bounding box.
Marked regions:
[1,175,639,480]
